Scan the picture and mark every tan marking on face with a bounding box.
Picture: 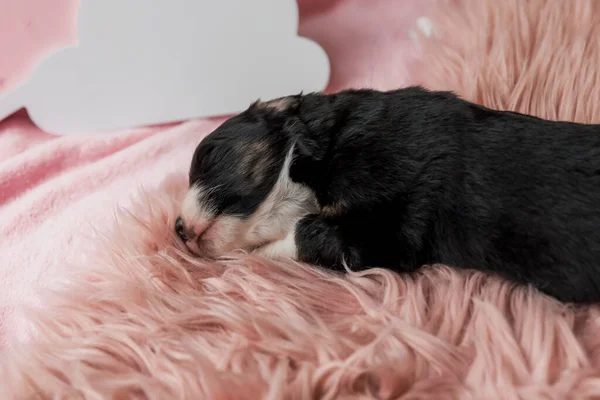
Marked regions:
[248,140,270,155]
[237,139,273,185]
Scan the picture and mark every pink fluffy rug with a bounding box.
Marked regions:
[4,0,600,398]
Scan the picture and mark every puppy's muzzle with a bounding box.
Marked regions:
[175,216,214,256]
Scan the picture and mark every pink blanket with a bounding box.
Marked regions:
[0,0,434,346]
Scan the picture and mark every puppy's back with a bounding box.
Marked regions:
[438,100,600,302]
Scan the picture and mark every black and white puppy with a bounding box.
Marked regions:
[176,86,600,304]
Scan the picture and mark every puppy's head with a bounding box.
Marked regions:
[176,96,322,258]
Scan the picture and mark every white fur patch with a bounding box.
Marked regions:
[410,16,434,49]
[253,228,298,260]
[416,17,433,37]
[180,184,216,236]
[243,143,318,246]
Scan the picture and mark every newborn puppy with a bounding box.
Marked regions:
[176,87,600,303]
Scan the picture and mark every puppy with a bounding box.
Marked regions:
[176,86,600,303]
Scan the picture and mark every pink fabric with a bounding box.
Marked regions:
[0,0,433,346]
[0,0,78,93]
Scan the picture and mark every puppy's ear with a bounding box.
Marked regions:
[284,94,343,189]
[284,93,339,163]
[283,115,325,163]
[286,118,324,188]
[293,134,323,169]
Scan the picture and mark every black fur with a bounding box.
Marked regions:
[188,105,290,216]
[190,87,600,304]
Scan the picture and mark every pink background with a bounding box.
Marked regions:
[0,0,434,346]
[0,0,431,96]
[0,0,79,94]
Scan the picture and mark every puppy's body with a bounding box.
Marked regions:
[179,87,600,303]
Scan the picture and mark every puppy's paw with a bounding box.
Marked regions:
[252,230,298,260]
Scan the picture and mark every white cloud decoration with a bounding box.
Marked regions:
[0,0,330,135]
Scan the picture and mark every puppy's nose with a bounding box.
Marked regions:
[175,217,188,241]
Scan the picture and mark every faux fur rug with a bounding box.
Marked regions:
[4,0,600,398]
